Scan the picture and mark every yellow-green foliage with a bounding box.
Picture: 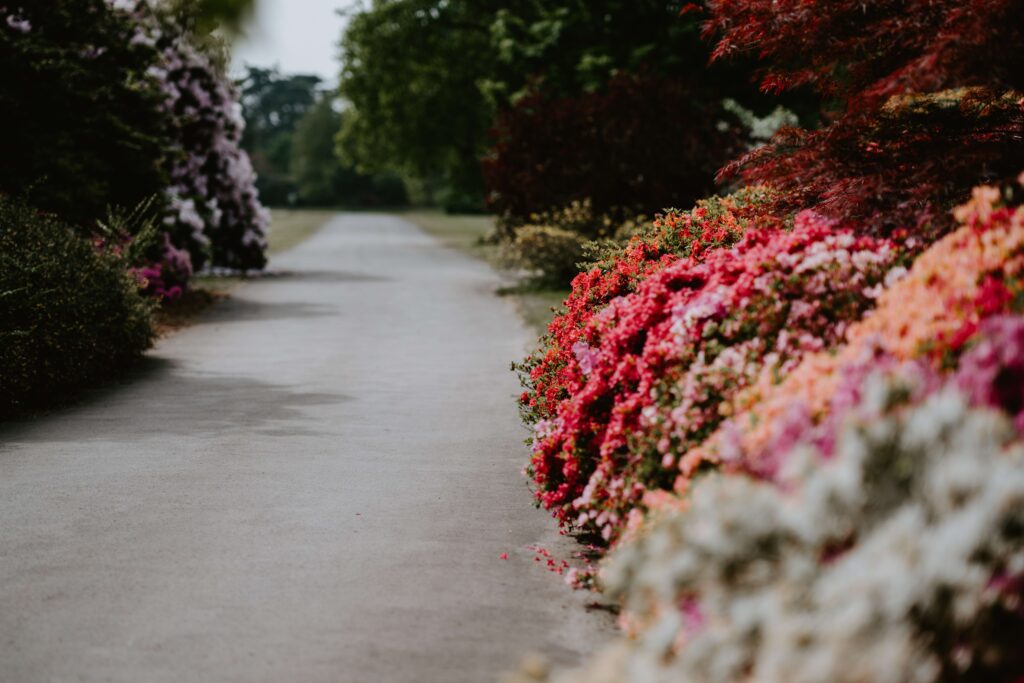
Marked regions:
[506,225,587,286]
[504,200,651,285]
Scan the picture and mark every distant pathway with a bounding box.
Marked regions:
[0,215,611,683]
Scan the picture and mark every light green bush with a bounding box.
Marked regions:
[504,225,586,286]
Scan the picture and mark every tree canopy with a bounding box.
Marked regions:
[0,0,171,226]
[336,0,799,211]
[237,67,324,204]
[337,0,500,206]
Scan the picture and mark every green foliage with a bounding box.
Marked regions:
[0,197,154,415]
[291,96,408,207]
[95,196,164,266]
[337,0,498,206]
[336,0,802,211]
[504,224,586,287]
[178,0,256,32]
[486,1,719,101]
[238,66,324,204]
[0,0,173,229]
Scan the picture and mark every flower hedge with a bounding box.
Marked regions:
[513,186,1024,683]
[506,1,1024,677]
[518,188,778,424]
[520,200,910,543]
[698,184,1024,477]
[556,338,1024,682]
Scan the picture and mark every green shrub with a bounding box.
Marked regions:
[498,199,648,240]
[0,197,154,415]
[504,225,586,287]
[500,201,652,286]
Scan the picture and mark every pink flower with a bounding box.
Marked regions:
[956,315,1024,424]
[571,341,599,375]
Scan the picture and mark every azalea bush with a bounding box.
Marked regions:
[0,197,154,415]
[508,185,1024,682]
[518,188,779,424]
[134,233,194,301]
[521,210,907,543]
[696,185,1024,475]
[548,343,1024,683]
[505,1,1024,678]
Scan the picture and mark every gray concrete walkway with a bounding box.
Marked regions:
[0,215,611,683]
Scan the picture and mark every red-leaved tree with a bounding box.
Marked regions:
[701,0,1024,236]
[483,72,746,226]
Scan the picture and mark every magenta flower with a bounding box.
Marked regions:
[956,315,1024,428]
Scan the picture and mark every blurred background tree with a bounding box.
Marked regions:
[238,67,323,204]
[335,0,815,217]
[336,0,500,213]
[185,0,258,31]
[238,65,409,208]
[291,95,408,207]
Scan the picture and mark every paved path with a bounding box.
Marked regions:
[0,215,611,682]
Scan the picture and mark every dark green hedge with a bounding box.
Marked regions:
[0,0,171,228]
[1,197,154,415]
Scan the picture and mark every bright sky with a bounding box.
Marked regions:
[231,0,352,82]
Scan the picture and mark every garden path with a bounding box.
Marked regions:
[0,214,612,683]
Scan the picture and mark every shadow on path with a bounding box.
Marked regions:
[261,269,392,284]
[0,357,351,446]
[193,297,338,324]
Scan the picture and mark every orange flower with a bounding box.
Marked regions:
[688,198,1024,469]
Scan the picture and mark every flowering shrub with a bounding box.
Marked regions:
[134,233,193,302]
[127,3,269,271]
[548,355,1024,683]
[2,0,268,310]
[506,181,1024,682]
[518,188,778,424]
[698,187,1024,475]
[522,209,906,543]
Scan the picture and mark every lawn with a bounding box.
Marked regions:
[402,210,569,336]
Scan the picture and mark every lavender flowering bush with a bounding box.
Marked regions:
[126,1,269,271]
[2,0,269,299]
